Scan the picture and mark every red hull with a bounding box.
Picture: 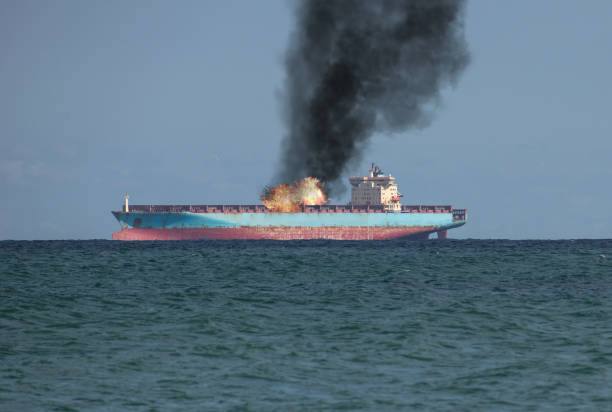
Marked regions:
[112,226,438,241]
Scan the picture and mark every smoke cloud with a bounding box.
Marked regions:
[276,0,470,194]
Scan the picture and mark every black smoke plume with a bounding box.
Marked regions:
[276,0,470,194]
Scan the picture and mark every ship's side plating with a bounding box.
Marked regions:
[113,210,460,229]
[111,206,467,240]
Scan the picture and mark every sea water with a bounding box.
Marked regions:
[1,239,611,410]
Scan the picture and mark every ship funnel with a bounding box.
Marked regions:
[369,163,384,177]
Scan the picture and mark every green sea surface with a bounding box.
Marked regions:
[1,240,611,410]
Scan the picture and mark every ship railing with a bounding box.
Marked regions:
[304,205,386,213]
[452,209,467,221]
[126,204,462,215]
[401,205,453,213]
[128,205,270,213]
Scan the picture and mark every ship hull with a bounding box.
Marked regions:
[111,209,466,241]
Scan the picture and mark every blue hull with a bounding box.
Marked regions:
[113,211,464,230]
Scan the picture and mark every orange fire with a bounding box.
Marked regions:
[261,177,327,212]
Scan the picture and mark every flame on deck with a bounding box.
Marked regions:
[261,177,327,212]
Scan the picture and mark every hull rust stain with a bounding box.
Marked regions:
[112,226,446,241]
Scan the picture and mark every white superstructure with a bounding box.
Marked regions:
[349,164,402,211]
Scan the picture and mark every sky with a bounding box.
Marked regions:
[1,0,611,240]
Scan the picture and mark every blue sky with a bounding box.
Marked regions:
[1,0,611,239]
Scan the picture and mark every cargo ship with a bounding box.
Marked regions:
[111,165,467,240]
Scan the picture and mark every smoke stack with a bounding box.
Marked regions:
[275,0,470,195]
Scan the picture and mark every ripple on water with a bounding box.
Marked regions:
[1,239,612,410]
